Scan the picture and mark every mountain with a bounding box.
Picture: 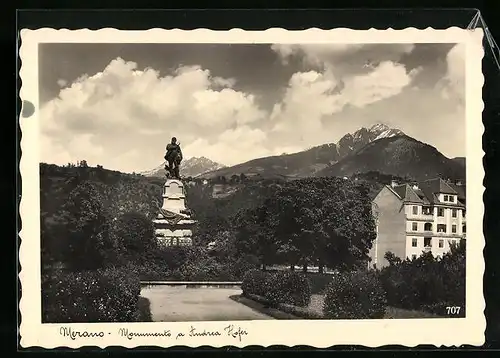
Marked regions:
[337,123,404,158]
[452,157,466,167]
[140,157,226,178]
[315,135,466,181]
[200,123,405,179]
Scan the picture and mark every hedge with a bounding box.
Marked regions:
[323,270,387,319]
[42,266,141,323]
[242,269,311,308]
[264,271,311,307]
[241,269,269,297]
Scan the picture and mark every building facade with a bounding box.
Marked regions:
[369,178,466,269]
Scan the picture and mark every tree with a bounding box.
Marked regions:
[79,160,88,168]
[315,179,377,271]
[384,251,402,266]
[261,177,377,272]
[230,174,240,184]
[51,182,117,271]
[232,205,279,270]
[111,211,157,264]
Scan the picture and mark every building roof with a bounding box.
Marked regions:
[420,178,457,195]
[392,184,426,203]
[448,183,466,201]
[382,178,465,207]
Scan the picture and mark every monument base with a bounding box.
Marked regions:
[153,178,196,247]
[157,236,193,247]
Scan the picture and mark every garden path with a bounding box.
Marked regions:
[140,286,274,321]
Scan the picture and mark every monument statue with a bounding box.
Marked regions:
[153,142,195,247]
[164,137,183,179]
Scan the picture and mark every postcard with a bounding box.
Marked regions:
[19,27,485,348]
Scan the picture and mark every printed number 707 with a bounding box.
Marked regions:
[446,306,461,314]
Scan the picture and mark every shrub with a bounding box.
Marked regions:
[111,211,157,264]
[241,269,269,297]
[379,242,465,315]
[233,254,261,280]
[306,272,334,294]
[177,257,237,281]
[264,271,311,307]
[133,262,171,281]
[42,266,141,323]
[323,270,387,319]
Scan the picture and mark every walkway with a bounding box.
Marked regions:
[140,286,274,321]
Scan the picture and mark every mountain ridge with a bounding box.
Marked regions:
[199,123,407,179]
[140,156,226,178]
[314,134,465,181]
[138,124,465,183]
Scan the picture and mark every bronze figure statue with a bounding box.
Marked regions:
[164,137,183,179]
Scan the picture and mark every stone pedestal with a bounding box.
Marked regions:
[153,179,196,247]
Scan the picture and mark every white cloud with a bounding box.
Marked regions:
[439,43,465,103]
[57,79,68,87]
[268,61,417,149]
[271,43,415,75]
[40,44,463,173]
[183,126,271,166]
[341,61,420,108]
[40,57,267,172]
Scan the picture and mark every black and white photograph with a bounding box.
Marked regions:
[19,28,485,348]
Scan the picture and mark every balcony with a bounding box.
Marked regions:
[406,213,433,221]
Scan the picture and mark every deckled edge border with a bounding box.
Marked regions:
[18,27,486,350]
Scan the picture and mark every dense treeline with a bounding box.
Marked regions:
[42,162,444,322]
[232,177,377,272]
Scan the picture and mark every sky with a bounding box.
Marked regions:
[38,42,465,173]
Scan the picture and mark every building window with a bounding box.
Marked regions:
[424,237,432,247]
[412,206,418,215]
[439,239,444,248]
[412,238,418,247]
[452,224,457,233]
[452,209,457,218]
[422,206,432,215]
[437,224,447,233]
[462,224,466,233]
[424,222,432,231]
[449,196,454,203]
[462,210,466,218]
[443,195,448,201]
[438,208,445,217]
[412,222,418,231]
[412,254,417,260]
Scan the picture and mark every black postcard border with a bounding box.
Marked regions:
[13,5,500,354]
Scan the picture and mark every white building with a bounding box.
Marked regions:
[369,178,466,268]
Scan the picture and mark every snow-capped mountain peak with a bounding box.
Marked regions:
[335,123,406,158]
[139,156,226,178]
[368,123,404,140]
[369,123,390,133]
